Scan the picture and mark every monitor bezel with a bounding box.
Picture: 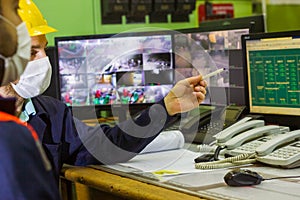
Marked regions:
[198,14,265,33]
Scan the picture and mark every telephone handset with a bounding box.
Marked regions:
[255,129,300,168]
[215,120,265,144]
[256,129,300,156]
[223,125,290,157]
[224,125,281,150]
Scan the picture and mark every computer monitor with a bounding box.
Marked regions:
[174,15,265,106]
[55,31,174,119]
[199,15,265,33]
[242,30,300,130]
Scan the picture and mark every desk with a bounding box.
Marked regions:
[61,163,300,200]
[61,165,208,200]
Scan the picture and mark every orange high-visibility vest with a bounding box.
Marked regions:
[0,111,51,170]
[0,111,39,141]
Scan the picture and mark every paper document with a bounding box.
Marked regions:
[120,148,203,174]
[140,130,185,154]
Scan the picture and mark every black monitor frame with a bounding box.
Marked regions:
[198,14,265,33]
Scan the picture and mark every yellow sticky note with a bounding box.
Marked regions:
[153,170,180,176]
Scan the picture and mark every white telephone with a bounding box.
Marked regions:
[223,125,290,156]
[255,129,300,168]
[215,119,265,144]
[195,119,300,170]
[225,125,281,149]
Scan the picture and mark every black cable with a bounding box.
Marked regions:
[213,145,224,161]
[263,175,300,181]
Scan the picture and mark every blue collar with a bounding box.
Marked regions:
[19,98,36,122]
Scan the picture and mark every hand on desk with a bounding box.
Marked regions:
[164,75,207,116]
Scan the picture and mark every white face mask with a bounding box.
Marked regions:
[0,15,31,86]
[11,56,52,98]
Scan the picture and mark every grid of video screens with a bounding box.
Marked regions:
[56,33,174,106]
[55,16,265,109]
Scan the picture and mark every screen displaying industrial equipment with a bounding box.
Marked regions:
[175,15,265,106]
[55,31,174,119]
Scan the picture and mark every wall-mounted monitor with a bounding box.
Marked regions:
[199,15,265,33]
[242,30,300,130]
[55,31,174,119]
[175,15,265,106]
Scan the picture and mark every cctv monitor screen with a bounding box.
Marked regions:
[55,32,174,110]
[242,30,300,129]
[174,28,250,106]
[175,15,265,106]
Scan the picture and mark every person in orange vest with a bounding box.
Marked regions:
[0,0,60,199]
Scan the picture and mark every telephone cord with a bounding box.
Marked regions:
[195,153,257,170]
[197,144,217,153]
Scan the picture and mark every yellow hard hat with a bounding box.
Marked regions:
[18,0,57,36]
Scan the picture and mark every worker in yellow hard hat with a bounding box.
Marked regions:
[7,0,58,102]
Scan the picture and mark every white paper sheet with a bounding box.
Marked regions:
[120,149,204,174]
[140,130,185,154]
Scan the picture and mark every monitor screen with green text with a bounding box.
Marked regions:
[243,31,300,117]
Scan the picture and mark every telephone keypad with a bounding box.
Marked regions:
[199,121,223,133]
[226,136,274,156]
[269,142,300,159]
[256,141,300,168]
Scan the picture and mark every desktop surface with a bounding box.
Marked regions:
[61,149,300,200]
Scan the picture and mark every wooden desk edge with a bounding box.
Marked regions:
[62,165,208,200]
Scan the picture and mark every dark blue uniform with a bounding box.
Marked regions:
[0,112,60,200]
[29,95,176,179]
